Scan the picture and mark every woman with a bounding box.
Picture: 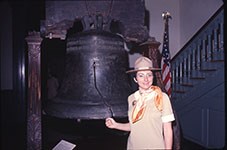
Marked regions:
[105,56,175,149]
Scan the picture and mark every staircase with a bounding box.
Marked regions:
[171,5,225,149]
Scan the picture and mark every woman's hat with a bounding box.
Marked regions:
[126,56,161,73]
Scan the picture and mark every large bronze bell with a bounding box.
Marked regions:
[44,29,133,119]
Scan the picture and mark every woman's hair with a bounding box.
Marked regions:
[133,71,158,85]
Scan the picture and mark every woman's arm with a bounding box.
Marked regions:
[163,122,173,149]
[105,118,131,131]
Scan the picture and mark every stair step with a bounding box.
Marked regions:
[173,90,186,93]
[200,68,216,72]
[201,60,224,70]
[180,83,194,87]
[190,77,205,80]
[210,59,224,63]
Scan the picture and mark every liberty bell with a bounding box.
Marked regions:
[44,15,133,120]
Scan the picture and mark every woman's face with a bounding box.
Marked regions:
[136,70,154,91]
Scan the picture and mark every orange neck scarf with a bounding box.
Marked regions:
[151,86,163,111]
[131,86,163,124]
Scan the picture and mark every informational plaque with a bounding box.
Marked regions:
[52,140,76,150]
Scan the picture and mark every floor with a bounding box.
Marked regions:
[42,115,208,150]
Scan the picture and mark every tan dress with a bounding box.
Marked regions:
[127,90,175,150]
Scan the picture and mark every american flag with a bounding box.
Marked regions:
[161,12,171,97]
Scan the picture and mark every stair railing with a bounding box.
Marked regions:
[171,5,224,100]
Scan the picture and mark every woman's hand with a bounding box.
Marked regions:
[105,117,117,129]
[105,118,131,131]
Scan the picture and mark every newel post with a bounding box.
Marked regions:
[25,31,43,150]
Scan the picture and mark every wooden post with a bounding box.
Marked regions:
[25,31,43,150]
[139,37,166,92]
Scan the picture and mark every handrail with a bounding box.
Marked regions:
[171,5,224,61]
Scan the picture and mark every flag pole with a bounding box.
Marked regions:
[161,13,182,150]
[161,11,172,97]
